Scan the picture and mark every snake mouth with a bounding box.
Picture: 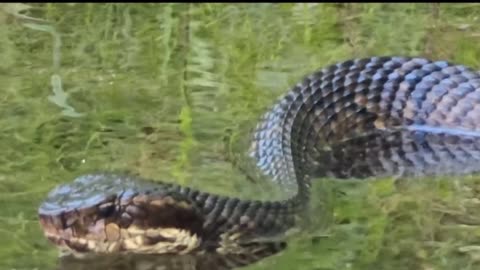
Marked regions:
[38,174,204,256]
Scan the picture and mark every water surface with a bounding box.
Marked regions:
[2,3,480,270]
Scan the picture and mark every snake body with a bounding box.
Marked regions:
[39,56,480,258]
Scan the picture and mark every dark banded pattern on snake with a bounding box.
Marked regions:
[39,56,480,261]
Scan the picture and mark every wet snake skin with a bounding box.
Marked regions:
[39,56,480,269]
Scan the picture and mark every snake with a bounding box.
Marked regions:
[39,56,480,261]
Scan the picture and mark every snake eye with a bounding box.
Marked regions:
[98,203,115,218]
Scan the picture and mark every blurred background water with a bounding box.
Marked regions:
[2,3,480,270]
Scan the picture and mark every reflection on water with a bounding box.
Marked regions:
[309,127,480,180]
[58,243,285,270]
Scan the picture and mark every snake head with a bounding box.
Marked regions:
[38,174,204,256]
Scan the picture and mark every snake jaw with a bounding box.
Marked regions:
[39,201,203,256]
[38,174,205,256]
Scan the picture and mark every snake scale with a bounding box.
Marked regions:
[39,56,480,265]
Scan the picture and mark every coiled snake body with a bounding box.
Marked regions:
[39,56,480,259]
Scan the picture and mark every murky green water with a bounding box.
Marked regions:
[3,3,480,270]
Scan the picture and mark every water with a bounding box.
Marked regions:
[2,3,480,270]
